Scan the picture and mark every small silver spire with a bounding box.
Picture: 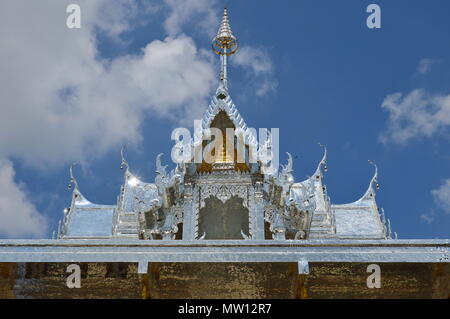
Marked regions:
[212,8,238,90]
[215,8,237,44]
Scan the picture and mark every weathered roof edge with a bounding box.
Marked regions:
[0,239,447,268]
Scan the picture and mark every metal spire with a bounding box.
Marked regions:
[212,8,238,90]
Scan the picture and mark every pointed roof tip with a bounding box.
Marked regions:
[318,142,327,163]
[67,162,93,205]
[217,8,235,38]
[356,160,380,202]
[313,143,328,177]
[368,160,378,181]
[368,160,379,190]
[68,162,79,191]
[212,7,238,55]
[156,152,168,175]
[282,152,293,174]
[120,144,129,170]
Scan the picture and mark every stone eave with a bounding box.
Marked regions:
[0,239,447,274]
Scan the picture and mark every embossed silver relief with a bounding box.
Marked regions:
[132,153,188,240]
[133,186,160,214]
[285,179,316,239]
[261,153,317,240]
[200,184,248,208]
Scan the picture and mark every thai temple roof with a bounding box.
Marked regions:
[55,8,395,242]
[0,10,448,300]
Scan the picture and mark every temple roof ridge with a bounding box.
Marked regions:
[357,160,379,202]
[295,144,328,186]
[71,188,114,209]
[333,160,379,207]
[119,147,159,186]
[200,90,257,144]
[68,164,114,208]
[313,143,328,178]
[53,8,391,243]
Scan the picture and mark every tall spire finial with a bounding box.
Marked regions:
[212,8,238,90]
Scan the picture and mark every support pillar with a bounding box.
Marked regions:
[251,182,265,240]
[182,184,196,240]
[138,261,150,299]
[295,260,309,299]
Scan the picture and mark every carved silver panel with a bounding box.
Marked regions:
[200,184,248,208]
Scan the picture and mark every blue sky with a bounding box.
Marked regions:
[1,0,449,239]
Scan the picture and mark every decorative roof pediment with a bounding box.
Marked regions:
[54,8,392,242]
[197,88,257,148]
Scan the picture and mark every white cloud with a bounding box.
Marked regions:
[0,0,277,238]
[234,47,273,74]
[163,0,219,37]
[80,0,144,38]
[0,0,277,167]
[416,58,437,75]
[380,89,450,144]
[0,0,216,167]
[0,0,217,238]
[233,46,277,96]
[420,210,435,224]
[0,159,48,238]
[431,179,450,214]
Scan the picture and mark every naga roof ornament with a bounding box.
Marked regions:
[68,163,79,191]
[314,143,328,177]
[120,145,129,171]
[360,160,380,201]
